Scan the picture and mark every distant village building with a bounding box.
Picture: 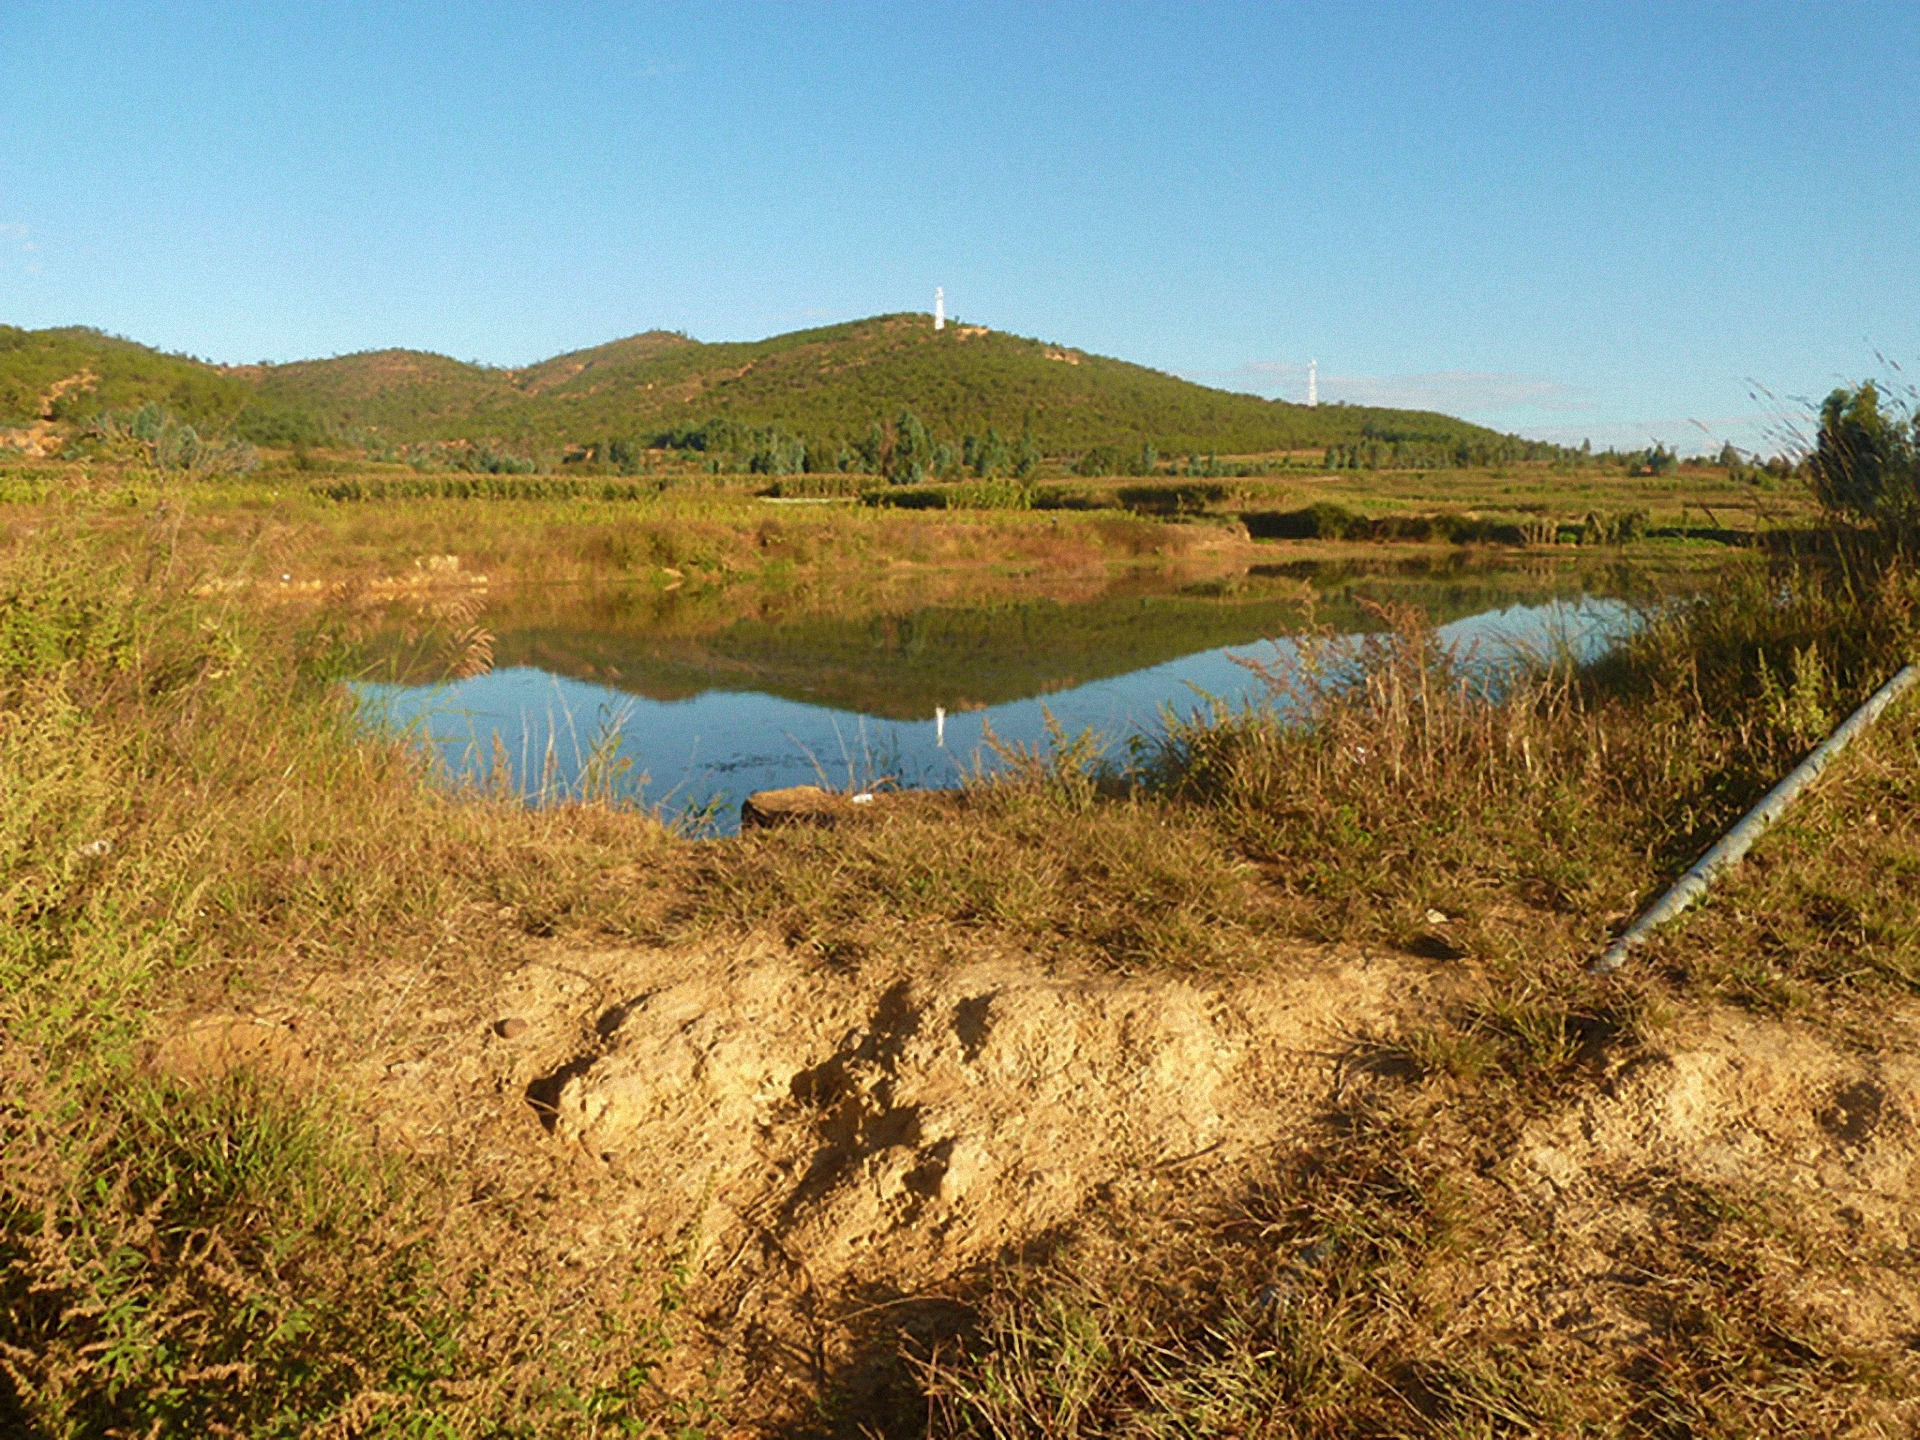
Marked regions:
[934,287,945,331]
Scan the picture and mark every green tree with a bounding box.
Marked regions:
[1075,445,1121,477]
[967,426,1011,478]
[1808,382,1918,524]
[854,421,886,474]
[1012,429,1042,479]
[887,408,934,484]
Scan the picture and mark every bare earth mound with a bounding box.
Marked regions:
[163,930,1432,1421]
[1505,1004,1920,1355]
[346,937,1422,1417]
[162,918,1920,1431]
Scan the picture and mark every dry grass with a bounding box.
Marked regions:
[616,543,1920,1436]
[0,526,705,1435]
[4,484,1920,1435]
[655,547,1918,988]
[0,464,1206,593]
[917,1050,1913,1439]
[670,784,1264,972]
[901,550,1920,1438]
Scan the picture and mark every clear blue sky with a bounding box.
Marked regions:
[3,2,1917,453]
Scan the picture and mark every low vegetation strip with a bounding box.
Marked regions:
[0,536,693,1434]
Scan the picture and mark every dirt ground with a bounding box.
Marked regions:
[151,912,1920,1431]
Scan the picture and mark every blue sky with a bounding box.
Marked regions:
[2,2,1916,453]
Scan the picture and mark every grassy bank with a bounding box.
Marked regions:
[0,464,1214,591]
[0,454,1808,592]
[2,472,1916,1433]
[673,548,1920,1435]
[912,602,1920,1436]
[0,531,698,1434]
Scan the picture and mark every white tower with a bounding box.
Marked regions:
[934,286,945,331]
[1307,359,1318,407]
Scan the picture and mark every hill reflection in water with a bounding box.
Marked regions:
[356,558,1645,833]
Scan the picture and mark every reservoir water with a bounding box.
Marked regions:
[356,558,1650,831]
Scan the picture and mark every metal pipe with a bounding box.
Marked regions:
[1591,660,1919,975]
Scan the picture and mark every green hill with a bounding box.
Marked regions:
[1,315,1535,466]
[0,326,252,430]
[244,314,1513,459]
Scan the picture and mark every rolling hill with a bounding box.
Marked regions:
[0,325,252,430]
[2,315,1531,464]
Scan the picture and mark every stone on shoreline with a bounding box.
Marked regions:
[740,785,878,830]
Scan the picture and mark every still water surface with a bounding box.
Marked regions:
[358,562,1642,831]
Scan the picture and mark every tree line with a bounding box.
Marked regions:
[567,411,1043,484]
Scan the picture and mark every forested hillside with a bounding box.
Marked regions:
[2,315,1544,469]
[0,326,250,428]
[243,314,1518,459]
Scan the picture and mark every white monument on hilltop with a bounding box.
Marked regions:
[1307,359,1318,407]
[934,287,945,330]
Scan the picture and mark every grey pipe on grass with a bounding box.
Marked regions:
[1592,660,1919,975]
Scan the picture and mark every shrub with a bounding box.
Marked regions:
[1031,483,1119,512]
[1114,481,1236,516]
[1577,508,1649,546]
[950,477,1033,510]
[81,403,257,476]
[767,472,862,499]
[1808,381,1919,527]
[1240,502,1359,540]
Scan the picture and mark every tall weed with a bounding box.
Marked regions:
[1149,560,1919,951]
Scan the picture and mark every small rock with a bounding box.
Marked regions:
[494,1017,529,1040]
[741,785,865,830]
[1425,909,1449,926]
